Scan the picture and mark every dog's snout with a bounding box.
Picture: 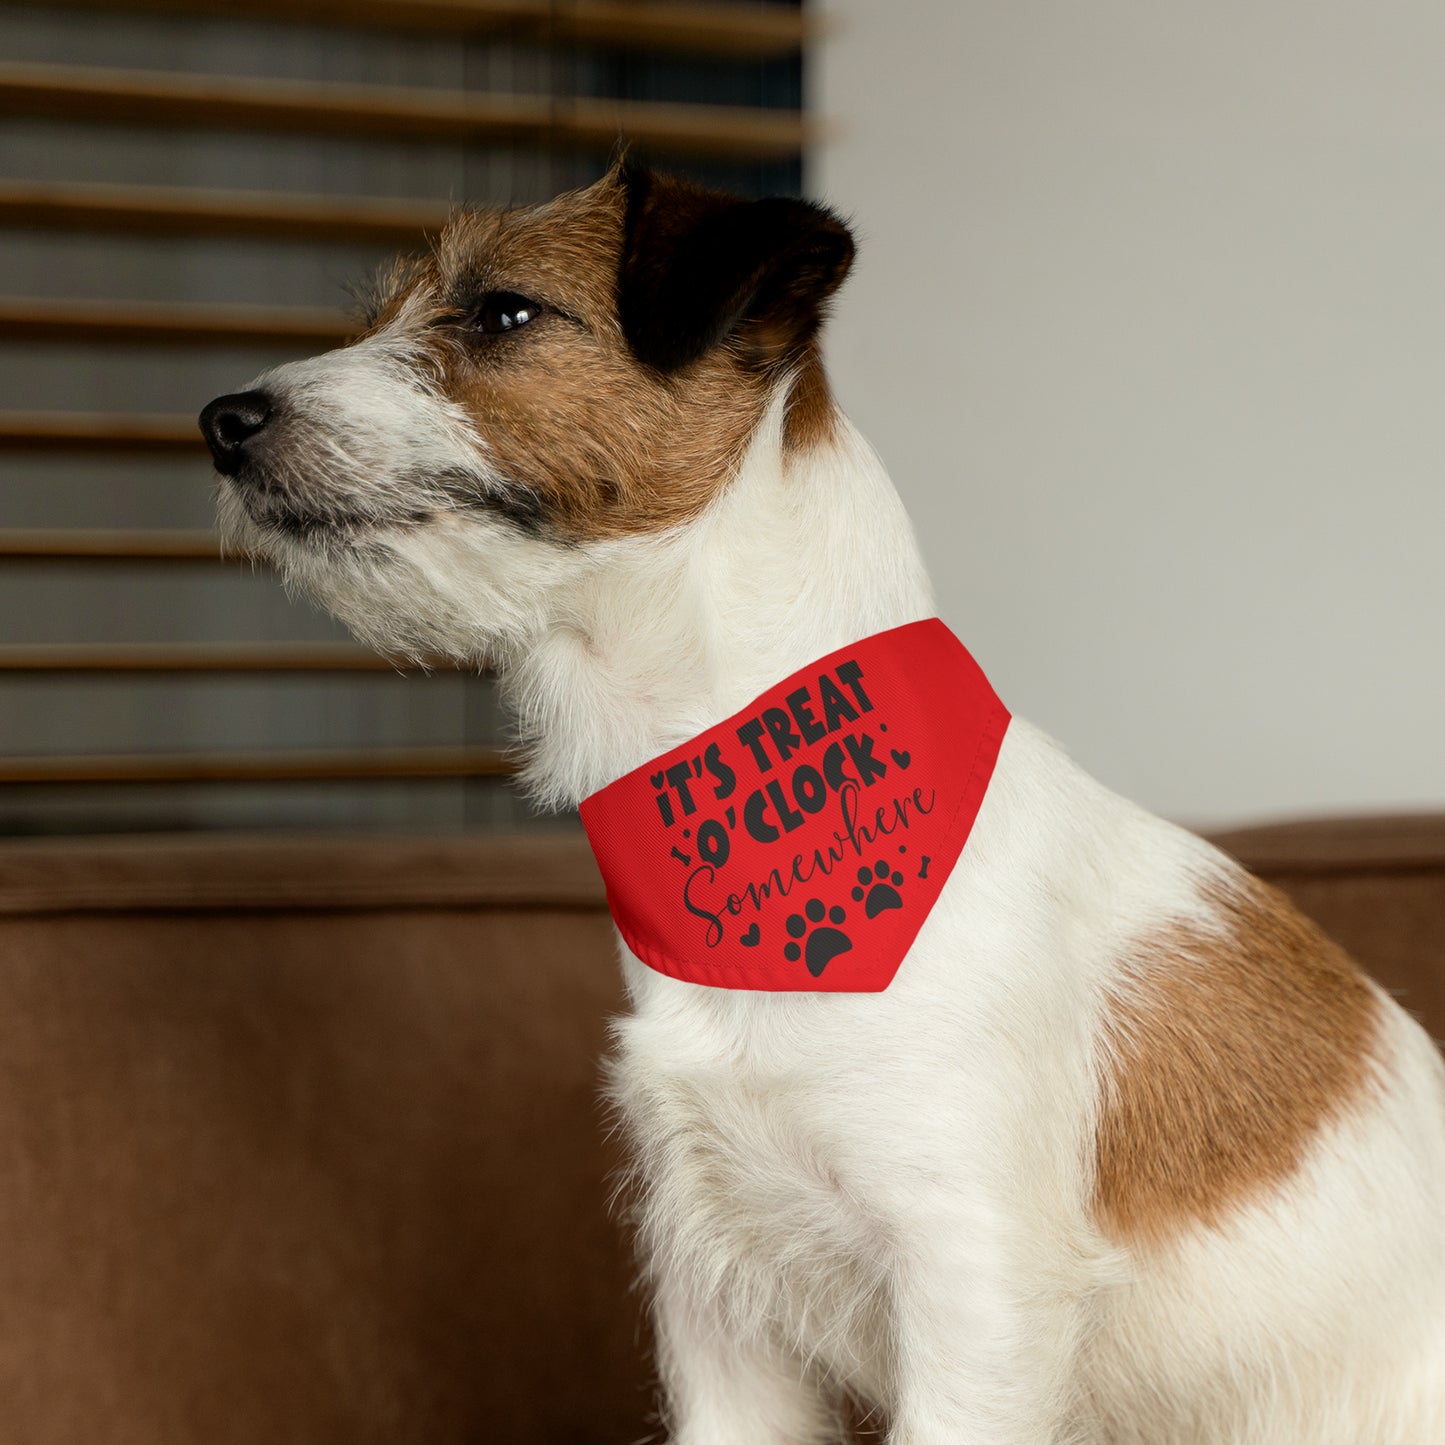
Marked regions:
[199,390,273,475]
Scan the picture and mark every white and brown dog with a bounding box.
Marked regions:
[200,164,1445,1444]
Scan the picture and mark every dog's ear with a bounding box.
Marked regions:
[617,162,855,374]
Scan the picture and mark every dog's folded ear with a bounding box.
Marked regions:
[617,162,855,375]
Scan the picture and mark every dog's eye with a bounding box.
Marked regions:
[472,291,543,334]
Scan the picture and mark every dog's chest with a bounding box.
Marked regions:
[612,1008,891,1388]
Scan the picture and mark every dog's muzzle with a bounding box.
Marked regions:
[199,390,273,476]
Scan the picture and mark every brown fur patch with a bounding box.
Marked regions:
[1093,872,1382,1247]
[782,343,840,454]
[363,176,801,542]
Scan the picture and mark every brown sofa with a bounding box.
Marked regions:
[0,817,1440,1443]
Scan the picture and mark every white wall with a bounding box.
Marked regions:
[813,1,1445,828]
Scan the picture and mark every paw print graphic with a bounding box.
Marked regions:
[852,858,905,919]
[784,899,852,978]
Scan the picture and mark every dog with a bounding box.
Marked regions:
[200,161,1445,1444]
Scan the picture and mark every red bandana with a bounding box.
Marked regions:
[579,619,1010,992]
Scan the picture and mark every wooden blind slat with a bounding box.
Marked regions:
[0,0,809,58]
[0,297,353,348]
[0,745,513,783]
[0,413,205,453]
[0,180,448,245]
[0,529,227,561]
[0,412,202,452]
[546,0,810,57]
[0,62,812,161]
[0,643,430,672]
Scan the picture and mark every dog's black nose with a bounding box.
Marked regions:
[199,390,273,475]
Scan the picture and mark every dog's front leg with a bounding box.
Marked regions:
[653,1274,843,1445]
[882,1208,1092,1445]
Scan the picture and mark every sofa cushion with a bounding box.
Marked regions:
[0,817,1440,1442]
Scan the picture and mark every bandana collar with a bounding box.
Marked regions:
[579,619,1010,992]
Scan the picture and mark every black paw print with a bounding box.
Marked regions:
[852,858,905,919]
[784,899,852,978]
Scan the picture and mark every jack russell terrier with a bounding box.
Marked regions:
[200,162,1445,1444]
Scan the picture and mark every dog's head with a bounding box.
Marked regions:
[200,163,854,662]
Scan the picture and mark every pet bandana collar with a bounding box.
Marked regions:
[579,619,1010,992]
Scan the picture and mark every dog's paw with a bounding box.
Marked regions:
[852,857,905,918]
[783,899,852,977]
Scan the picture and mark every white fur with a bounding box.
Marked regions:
[220,347,1445,1444]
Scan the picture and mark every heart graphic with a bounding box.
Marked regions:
[649,770,667,790]
[891,749,911,770]
[740,923,760,947]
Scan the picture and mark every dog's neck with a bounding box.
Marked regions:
[504,394,937,810]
